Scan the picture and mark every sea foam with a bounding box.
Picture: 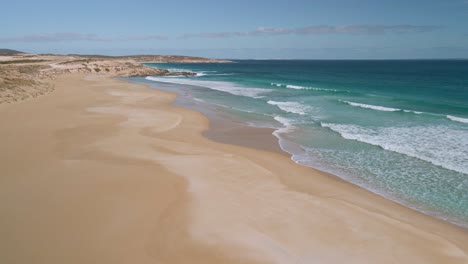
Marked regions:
[267,101,311,115]
[341,100,400,112]
[146,76,272,98]
[321,123,468,175]
[272,116,296,137]
[447,115,468,124]
[271,83,339,92]
[165,69,232,77]
[341,100,431,115]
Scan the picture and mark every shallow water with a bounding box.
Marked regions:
[136,60,468,228]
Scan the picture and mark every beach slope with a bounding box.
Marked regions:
[0,74,467,264]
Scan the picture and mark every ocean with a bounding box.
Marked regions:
[135,60,468,228]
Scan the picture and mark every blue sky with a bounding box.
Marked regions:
[2,0,468,59]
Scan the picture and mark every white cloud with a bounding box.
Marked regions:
[254,27,292,35]
[0,24,440,43]
[179,24,440,39]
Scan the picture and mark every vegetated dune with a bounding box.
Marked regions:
[0,52,227,104]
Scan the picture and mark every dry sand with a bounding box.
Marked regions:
[0,74,467,264]
[0,53,215,105]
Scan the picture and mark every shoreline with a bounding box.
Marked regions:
[171,87,285,154]
[1,74,467,263]
[137,77,468,229]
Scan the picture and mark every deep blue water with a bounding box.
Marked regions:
[141,60,468,228]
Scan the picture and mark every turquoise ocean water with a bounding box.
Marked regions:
[138,60,468,228]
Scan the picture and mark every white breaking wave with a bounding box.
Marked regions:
[287,84,308,89]
[274,116,294,127]
[286,84,339,92]
[165,69,232,77]
[195,71,235,77]
[342,100,428,115]
[272,116,296,137]
[193,98,205,103]
[341,100,400,112]
[267,101,311,115]
[270,83,338,92]
[447,115,468,124]
[167,68,193,72]
[403,110,424,114]
[321,123,468,175]
[146,76,272,98]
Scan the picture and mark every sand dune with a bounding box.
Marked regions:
[0,53,215,104]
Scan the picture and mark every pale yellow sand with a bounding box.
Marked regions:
[0,74,467,264]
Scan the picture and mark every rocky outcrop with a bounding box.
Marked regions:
[122,65,196,77]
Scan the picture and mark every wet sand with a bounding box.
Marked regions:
[0,74,467,264]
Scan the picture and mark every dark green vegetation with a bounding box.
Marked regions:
[0,59,49,65]
[0,49,24,55]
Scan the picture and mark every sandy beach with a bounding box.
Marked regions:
[1,74,467,263]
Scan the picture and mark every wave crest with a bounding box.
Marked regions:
[321,122,468,175]
[270,83,339,92]
[267,101,311,115]
[341,100,400,112]
[146,76,272,98]
[447,115,468,124]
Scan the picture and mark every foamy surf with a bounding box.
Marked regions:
[142,60,468,228]
[341,100,400,112]
[447,115,468,124]
[146,76,272,98]
[271,83,339,92]
[341,100,432,115]
[272,116,296,137]
[165,68,233,77]
[167,68,194,72]
[403,110,424,114]
[267,101,311,115]
[321,122,468,175]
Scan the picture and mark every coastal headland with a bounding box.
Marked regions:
[0,51,229,104]
[0,52,467,263]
